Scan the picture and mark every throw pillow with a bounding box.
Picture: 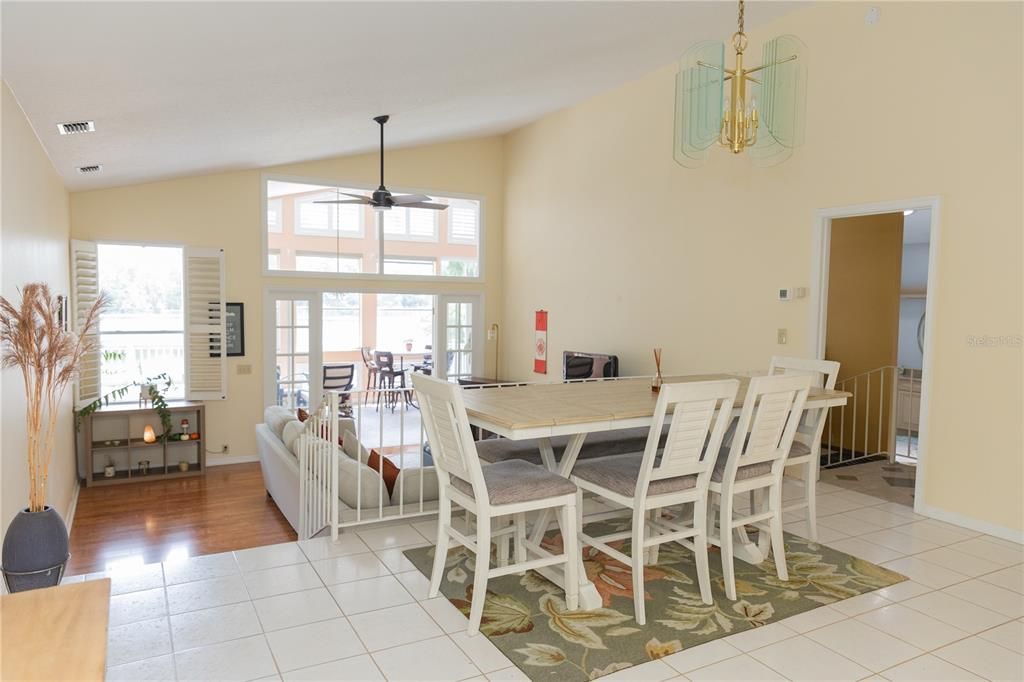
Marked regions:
[367,449,401,497]
[297,408,309,422]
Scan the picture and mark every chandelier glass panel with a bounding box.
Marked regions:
[674,1,807,168]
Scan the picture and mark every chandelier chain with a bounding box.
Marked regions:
[738,0,745,35]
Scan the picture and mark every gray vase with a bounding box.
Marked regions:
[2,506,69,592]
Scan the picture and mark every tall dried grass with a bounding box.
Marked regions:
[0,283,104,512]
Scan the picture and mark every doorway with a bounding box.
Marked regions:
[809,198,939,511]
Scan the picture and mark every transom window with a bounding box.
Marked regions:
[265,177,481,279]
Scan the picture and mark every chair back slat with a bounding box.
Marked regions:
[639,379,739,493]
[721,373,811,476]
[375,351,397,373]
[322,363,355,392]
[768,356,840,442]
[413,374,485,495]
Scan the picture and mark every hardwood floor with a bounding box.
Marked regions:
[67,463,295,575]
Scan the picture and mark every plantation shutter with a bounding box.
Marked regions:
[70,240,101,409]
[449,202,478,244]
[184,247,227,400]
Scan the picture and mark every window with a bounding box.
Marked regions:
[267,198,282,233]
[295,252,361,274]
[376,294,433,351]
[322,293,360,352]
[448,199,480,244]
[440,258,479,278]
[294,192,362,236]
[265,177,481,278]
[382,207,437,241]
[382,257,436,276]
[97,244,185,400]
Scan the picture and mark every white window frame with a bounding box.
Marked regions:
[267,198,283,233]
[95,242,188,402]
[439,257,480,278]
[262,173,485,283]
[381,206,439,242]
[293,191,365,238]
[382,256,437,276]
[294,251,363,274]
[446,198,481,245]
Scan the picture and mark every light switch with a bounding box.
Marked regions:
[777,328,788,345]
[236,364,252,375]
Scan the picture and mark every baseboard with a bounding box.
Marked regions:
[916,502,1024,545]
[64,480,81,534]
[207,454,260,467]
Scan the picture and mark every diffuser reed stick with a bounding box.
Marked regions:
[652,347,664,392]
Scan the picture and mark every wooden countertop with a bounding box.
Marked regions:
[1,579,111,681]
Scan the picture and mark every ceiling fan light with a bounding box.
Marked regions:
[373,204,390,211]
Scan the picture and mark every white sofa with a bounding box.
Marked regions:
[256,406,440,534]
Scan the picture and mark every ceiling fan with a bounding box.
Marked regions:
[315,115,447,212]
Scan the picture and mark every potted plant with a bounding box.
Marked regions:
[0,283,103,591]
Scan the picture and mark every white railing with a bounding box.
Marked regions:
[294,370,892,539]
[822,365,919,468]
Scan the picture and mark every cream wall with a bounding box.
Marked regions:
[502,3,1023,535]
[1,82,78,534]
[70,136,504,463]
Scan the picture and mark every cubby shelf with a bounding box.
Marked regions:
[79,402,206,487]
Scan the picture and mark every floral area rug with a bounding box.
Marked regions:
[403,519,906,681]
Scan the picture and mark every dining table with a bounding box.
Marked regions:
[460,373,851,611]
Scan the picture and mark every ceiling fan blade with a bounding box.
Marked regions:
[313,198,372,205]
[340,191,373,200]
[400,201,448,210]
[389,194,431,206]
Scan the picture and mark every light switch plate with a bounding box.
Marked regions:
[777,328,788,344]
[236,364,252,375]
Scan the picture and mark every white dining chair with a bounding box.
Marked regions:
[571,379,739,624]
[768,356,840,541]
[709,373,811,600]
[412,373,580,636]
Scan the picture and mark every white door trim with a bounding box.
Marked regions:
[435,294,485,382]
[808,196,941,516]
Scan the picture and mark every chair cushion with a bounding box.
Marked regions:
[711,446,773,482]
[788,441,811,459]
[572,453,697,497]
[450,460,576,505]
[474,426,663,466]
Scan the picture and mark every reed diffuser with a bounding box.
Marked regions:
[651,347,664,392]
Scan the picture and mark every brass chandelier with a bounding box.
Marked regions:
[674,0,807,167]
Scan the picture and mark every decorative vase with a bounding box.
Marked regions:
[178,460,189,472]
[1,507,69,592]
[104,464,116,478]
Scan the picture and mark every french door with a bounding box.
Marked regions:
[265,291,322,410]
[434,294,483,382]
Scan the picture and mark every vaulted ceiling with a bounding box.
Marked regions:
[3,1,797,190]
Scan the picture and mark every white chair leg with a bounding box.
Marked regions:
[560,498,580,611]
[805,459,818,542]
[467,513,491,636]
[692,500,712,605]
[514,513,527,564]
[497,517,510,568]
[769,484,788,581]
[645,509,660,565]
[631,507,647,625]
[429,492,451,598]
[720,493,737,601]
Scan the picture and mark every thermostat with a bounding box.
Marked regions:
[778,288,793,301]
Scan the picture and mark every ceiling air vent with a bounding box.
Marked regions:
[57,120,95,135]
[76,164,102,174]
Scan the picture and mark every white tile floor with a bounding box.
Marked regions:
[79,479,1023,682]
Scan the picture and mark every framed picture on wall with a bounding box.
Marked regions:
[225,302,245,357]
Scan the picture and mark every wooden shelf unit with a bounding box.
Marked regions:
[80,402,206,487]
